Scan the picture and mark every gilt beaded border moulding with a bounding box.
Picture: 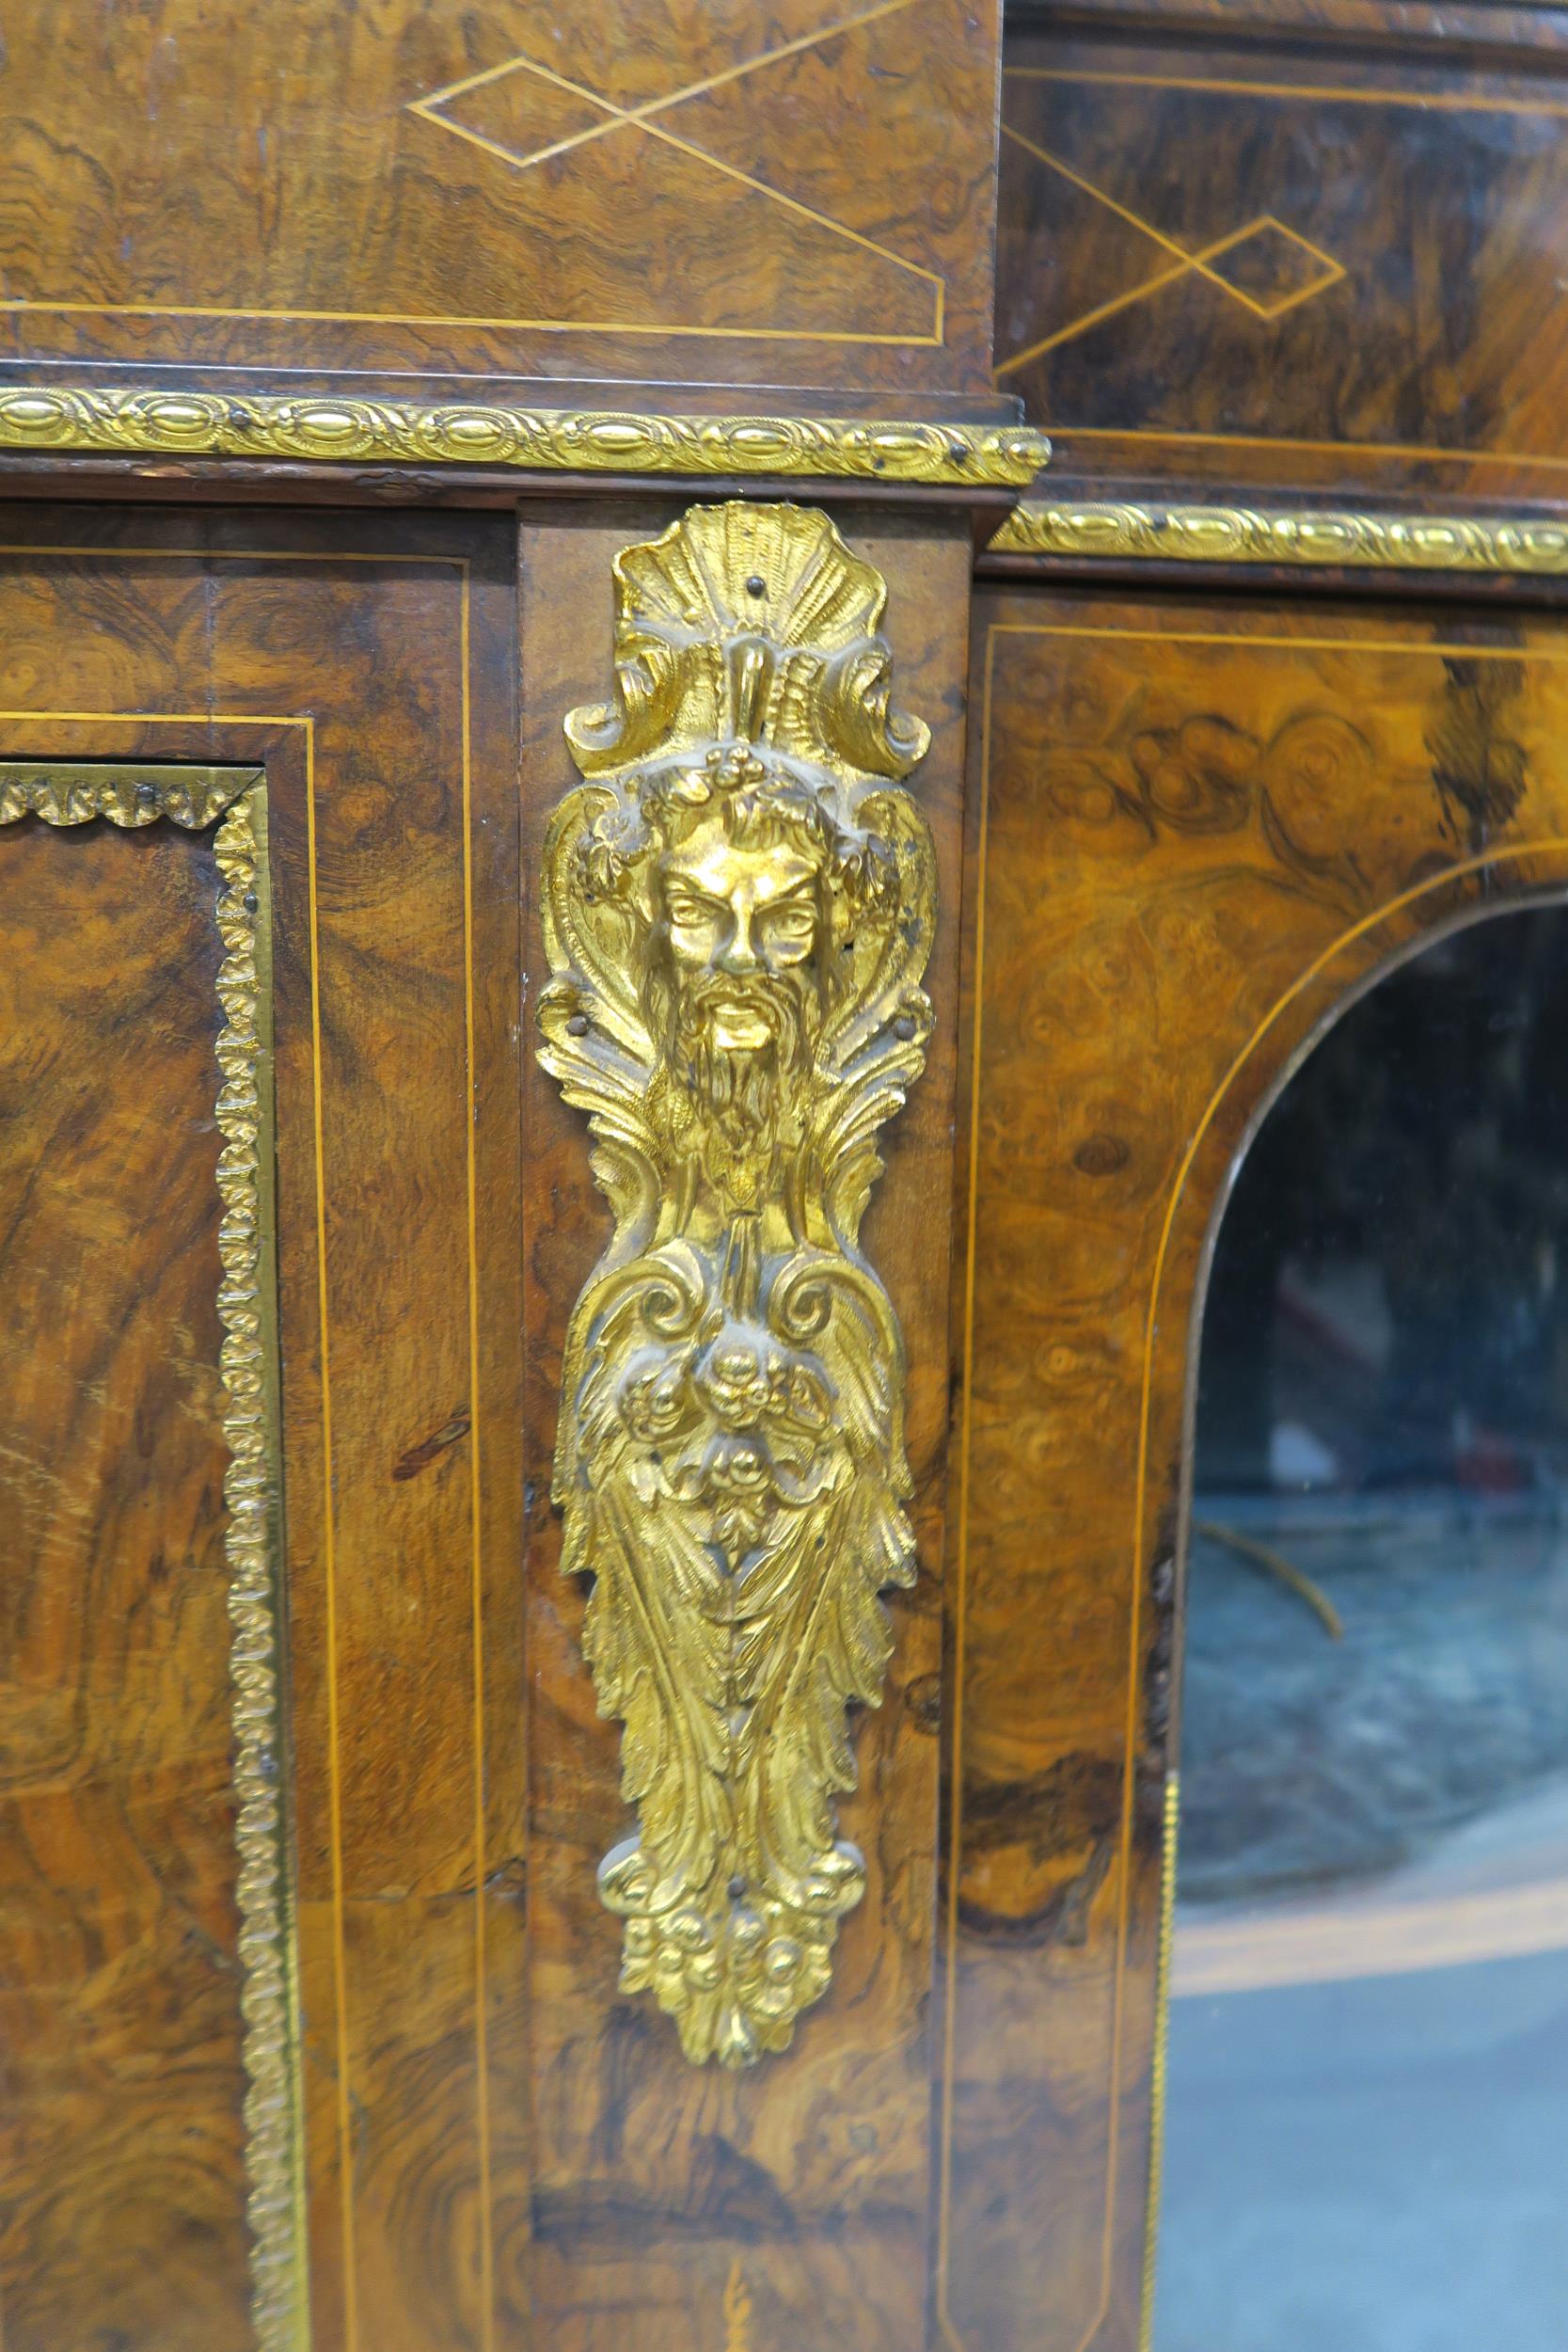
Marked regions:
[0,385,1051,487]
[537,501,937,2068]
[0,765,308,2352]
[990,498,1568,574]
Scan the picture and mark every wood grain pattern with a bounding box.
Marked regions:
[0,497,974,2352]
[518,501,971,2352]
[998,22,1568,501]
[1016,0,1568,52]
[950,581,1568,2352]
[0,0,1001,400]
[0,816,252,2352]
[0,507,523,2352]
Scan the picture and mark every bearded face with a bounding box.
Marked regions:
[648,811,827,1143]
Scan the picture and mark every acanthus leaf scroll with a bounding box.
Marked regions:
[537,501,937,2068]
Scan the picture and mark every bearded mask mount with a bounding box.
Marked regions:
[537,502,937,2067]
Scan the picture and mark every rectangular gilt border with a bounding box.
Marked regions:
[0,763,309,2350]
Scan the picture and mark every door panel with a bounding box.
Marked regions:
[956,581,1568,2352]
[0,782,261,2352]
[0,509,523,2352]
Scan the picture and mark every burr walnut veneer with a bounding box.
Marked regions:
[8,0,1568,2346]
[0,500,973,2352]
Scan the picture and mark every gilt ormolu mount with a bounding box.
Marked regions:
[537,502,937,2067]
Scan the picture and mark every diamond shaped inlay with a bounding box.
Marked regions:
[1199,215,1346,320]
[995,119,1349,376]
[404,0,942,342]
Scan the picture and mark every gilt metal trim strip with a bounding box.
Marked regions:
[214,785,310,2352]
[537,502,936,2067]
[1138,1771,1180,2352]
[990,498,1568,574]
[0,385,1051,487]
[0,760,259,827]
[0,764,309,2350]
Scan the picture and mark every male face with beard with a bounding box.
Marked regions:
[652,803,826,1148]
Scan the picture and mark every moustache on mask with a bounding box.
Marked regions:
[677,969,812,1049]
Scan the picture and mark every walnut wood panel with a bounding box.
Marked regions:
[951,580,1568,2352]
[0,508,522,2352]
[0,817,251,2351]
[0,0,999,402]
[517,502,971,2352]
[997,23,1568,501]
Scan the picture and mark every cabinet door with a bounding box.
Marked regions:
[954,580,1568,2352]
[0,506,524,2352]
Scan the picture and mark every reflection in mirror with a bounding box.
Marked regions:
[1155,907,1568,2352]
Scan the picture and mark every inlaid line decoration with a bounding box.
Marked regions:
[407,0,944,344]
[995,123,1344,375]
[537,502,936,2066]
[0,761,309,2351]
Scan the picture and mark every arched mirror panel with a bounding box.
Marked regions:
[1156,906,1568,2352]
[953,590,1568,2352]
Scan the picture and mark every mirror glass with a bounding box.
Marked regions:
[1156,907,1568,2352]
